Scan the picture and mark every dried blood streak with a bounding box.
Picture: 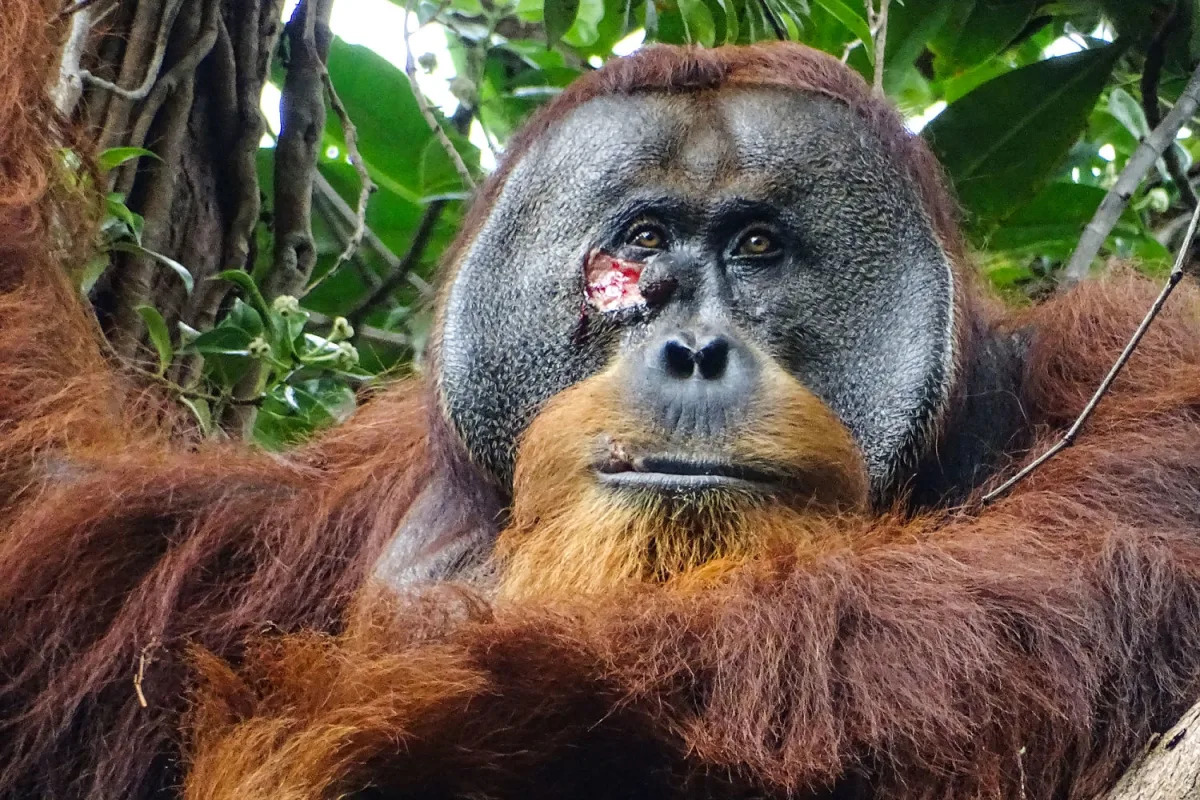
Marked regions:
[585,252,645,312]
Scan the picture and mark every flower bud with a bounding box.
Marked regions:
[272,295,301,316]
[248,336,272,359]
[329,316,354,342]
[336,341,359,368]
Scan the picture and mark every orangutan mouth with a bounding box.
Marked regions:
[595,451,780,493]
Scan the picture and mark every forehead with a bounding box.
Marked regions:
[517,86,886,199]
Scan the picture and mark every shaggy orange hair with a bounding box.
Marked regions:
[185,275,1200,800]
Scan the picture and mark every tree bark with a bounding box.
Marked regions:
[1103,699,1200,799]
[64,0,284,367]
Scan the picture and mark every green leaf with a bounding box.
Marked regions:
[983,262,1035,288]
[97,147,161,172]
[105,193,144,243]
[180,397,212,437]
[884,0,954,73]
[987,182,1107,254]
[225,298,265,338]
[253,379,356,449]
[713,0,739,45]
[135,305,174,375]
[678,0,717,45]
[1192,0,1200,63]
[189,326,253,356]
[924,44,1126,226]
[562,0,605,47]
[811,0,873,59]
[1107,87,1151,140]
[79,254,108,294]
[267,306,310,358]
[321,41,478,205]
[987,180,1157,262]
[934,0,1037,68]
[109,241,194,294]
[178,321,201,347]
[545,0,581,45]
[216,269,272,322]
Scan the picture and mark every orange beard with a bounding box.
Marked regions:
[494,363,870,602]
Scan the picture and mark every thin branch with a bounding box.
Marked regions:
[872,0,889,93]
[982,199,1200,506]
[312,171,432,297]
[116,0,221,195]
[263,0,335,300]
[404,0,475,190]
[74,0,183,102]
[1140,3,1198,209]
[312,186,381,290]
[53,1,104,115]
[57,0,108,17]
[347,200,446,328]
[317,69,377,284]
[1063,60,1200,283]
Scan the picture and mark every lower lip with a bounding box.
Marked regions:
[595,470,773,493]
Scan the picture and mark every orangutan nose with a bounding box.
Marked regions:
[632,325,757,440]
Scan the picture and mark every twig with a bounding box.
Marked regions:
[75,0,183,102]
[872,0,889,93]
[132,639,160,708]
[982,199,1200,506]
[1063,60,1200,283]
[404,0,475,190]
[319,69,377,281]
[1140,3,1198,209]
[122,362,262,406]
[312,171,432,297]
[347,200,445,327]
[312,186,381,289]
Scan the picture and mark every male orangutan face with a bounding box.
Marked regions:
[435,86,957,590]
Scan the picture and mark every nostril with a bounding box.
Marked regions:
[662,338,696,379]
[695,336,729,380]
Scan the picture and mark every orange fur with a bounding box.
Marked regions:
[497,361,869,601]
[183,275,1200,800]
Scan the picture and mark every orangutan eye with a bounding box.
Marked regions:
[626,222,667,251]
[734,229,779,257]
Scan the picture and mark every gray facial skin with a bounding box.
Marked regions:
[438,87,956,495]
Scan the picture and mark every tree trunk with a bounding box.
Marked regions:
[59,0,285,369]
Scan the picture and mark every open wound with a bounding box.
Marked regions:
[585,251,645,312]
